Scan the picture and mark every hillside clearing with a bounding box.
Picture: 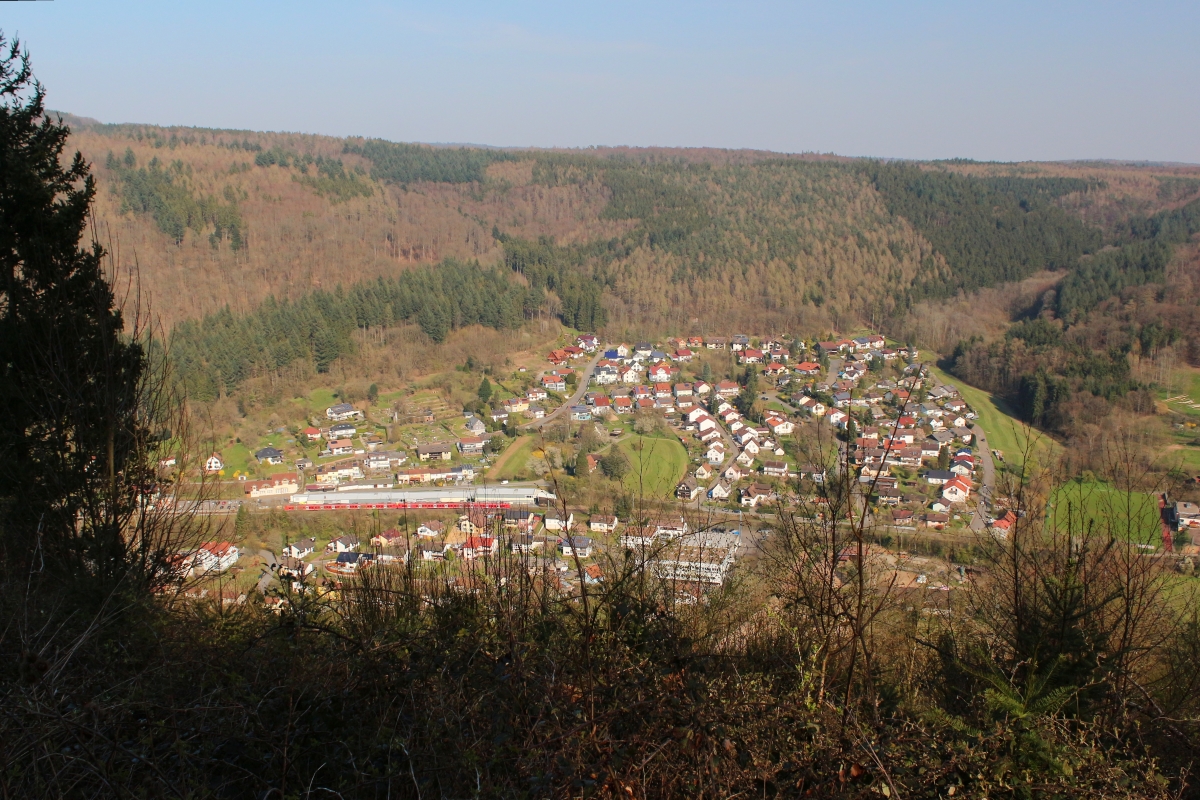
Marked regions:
[929,365,1060,472]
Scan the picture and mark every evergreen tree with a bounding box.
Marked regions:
[0,37,158,597]
[478,377,492,403]
[367,383,379,403]
[938,447,950,471]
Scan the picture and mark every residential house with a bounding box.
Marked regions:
[415,520,448,537]
[797,465,826,484]
[559,535,593,558]
[419,544,446,561]
[589,515,619,533]
[715,380,740,398]
[329,422,357,439]
[417,443,454,461]
[941,477,972,503]
[544,512,575,532]
[990,510,1018,536]
[766,416,794,436]
[923,513,950,530]
[204,454,224,474]
[302,426,323,441]
[763,363,788,379]
[676,476,701,501]
[329,439,355,456]
[1177,502,1200,531]
[196,541,239,573]
[526,387,549,402]
[461,536,499,560]
[252,448,282,465]
[326,402,361,422]
[762,460,789,478]
[924,469,956,485]
[795,396,827,416]
[282,537,317,559]
[647,364,672,383]
[510,534,546,554]
[708,479,733,500]
[620,526,657,548]
[695,462,714,480]
[371,528,408,548]
[654,517,690,538]
[739,348,764,364]
[723,462,747,482]
[326,535,360,553]
[278,557,314,580]
[458,437,485,455]
[542,375,566,393]
[503,397,530,414]
[739,483,773,507]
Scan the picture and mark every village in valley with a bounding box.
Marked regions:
[165,323,1074,606]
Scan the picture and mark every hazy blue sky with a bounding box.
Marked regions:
[6,1,1199,161]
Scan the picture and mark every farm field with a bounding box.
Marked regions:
[1156,366,1200,472]
[928,365,1060,472]
[1047,478,1162,546]
[618,435,689,499]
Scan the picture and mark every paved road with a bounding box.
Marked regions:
[521,349,605,431]
[257,548,277,593]
[969,423,996,532]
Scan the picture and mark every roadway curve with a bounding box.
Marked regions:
[521,349,605,430]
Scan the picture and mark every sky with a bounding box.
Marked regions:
[6,0,1200,162]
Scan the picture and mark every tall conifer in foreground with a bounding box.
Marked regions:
[0,35,169,600]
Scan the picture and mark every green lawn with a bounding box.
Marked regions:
[928,365,1060,472]
[305,388,338,416]
[488,436,539,481]
[618,435,689,499]
[219,442,254,477]
[1048,478,1162,546]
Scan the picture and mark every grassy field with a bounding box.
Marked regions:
[488,436,539,481]
[928,365,1060,472]
[1048,478,1162,546]
[305,388,338,417]
[618,435,689,499]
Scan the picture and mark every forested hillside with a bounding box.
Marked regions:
[61,115,1200,413]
